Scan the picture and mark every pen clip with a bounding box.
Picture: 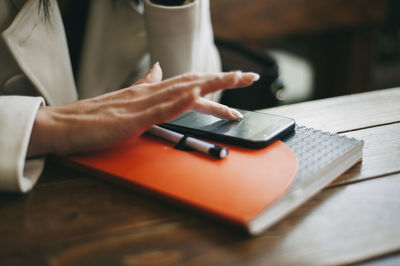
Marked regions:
[174,135,195,152]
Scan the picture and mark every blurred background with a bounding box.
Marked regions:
[61,0,399,109]
[211,0,400,107]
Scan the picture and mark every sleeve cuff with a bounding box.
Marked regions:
[143,0,222,101]
[0,96,46,192]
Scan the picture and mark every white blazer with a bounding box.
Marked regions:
[0,0,221,192]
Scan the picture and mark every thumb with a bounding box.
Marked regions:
[133,62,163,85]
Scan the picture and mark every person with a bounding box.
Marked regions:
[0,0,259,193]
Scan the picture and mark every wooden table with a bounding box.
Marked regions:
[1,88,400,265]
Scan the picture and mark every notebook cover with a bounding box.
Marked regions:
[65,134,298,227]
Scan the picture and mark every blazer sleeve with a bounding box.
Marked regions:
[0,96,46,193]
[144,0,222,81]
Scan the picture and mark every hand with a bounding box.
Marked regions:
[27,63,259,156]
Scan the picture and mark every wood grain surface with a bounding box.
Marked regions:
[262,87,400,133]
[1,167,400,265]
[331,123,400,186]
[1,87,399,265]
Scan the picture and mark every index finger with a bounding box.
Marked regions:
[149,71,259,92]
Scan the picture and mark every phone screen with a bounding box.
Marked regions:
[162,110,295,148]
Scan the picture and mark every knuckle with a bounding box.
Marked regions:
[230,72,241,84]
[185,89,199,102]
[125,86,141,96]
[216,103,227,111]
[182,72,201,80]
[214,72,225,82]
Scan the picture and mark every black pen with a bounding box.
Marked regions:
[147,125,229,159]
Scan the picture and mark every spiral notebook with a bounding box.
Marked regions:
[64,125,363,235]
[248,126,364,234]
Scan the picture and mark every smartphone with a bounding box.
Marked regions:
[161,109,295,149]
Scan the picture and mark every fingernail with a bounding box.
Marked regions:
[248,73,260,81]
[230,108,243,120]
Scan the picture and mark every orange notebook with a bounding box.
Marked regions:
[65,134,298,234]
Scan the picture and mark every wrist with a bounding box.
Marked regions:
[27,106,56,157]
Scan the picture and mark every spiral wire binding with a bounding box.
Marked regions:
[282,125,363,184]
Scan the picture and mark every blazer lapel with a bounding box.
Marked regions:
[2,0,78,106]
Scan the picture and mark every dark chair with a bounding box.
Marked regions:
[216,39,284,110]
